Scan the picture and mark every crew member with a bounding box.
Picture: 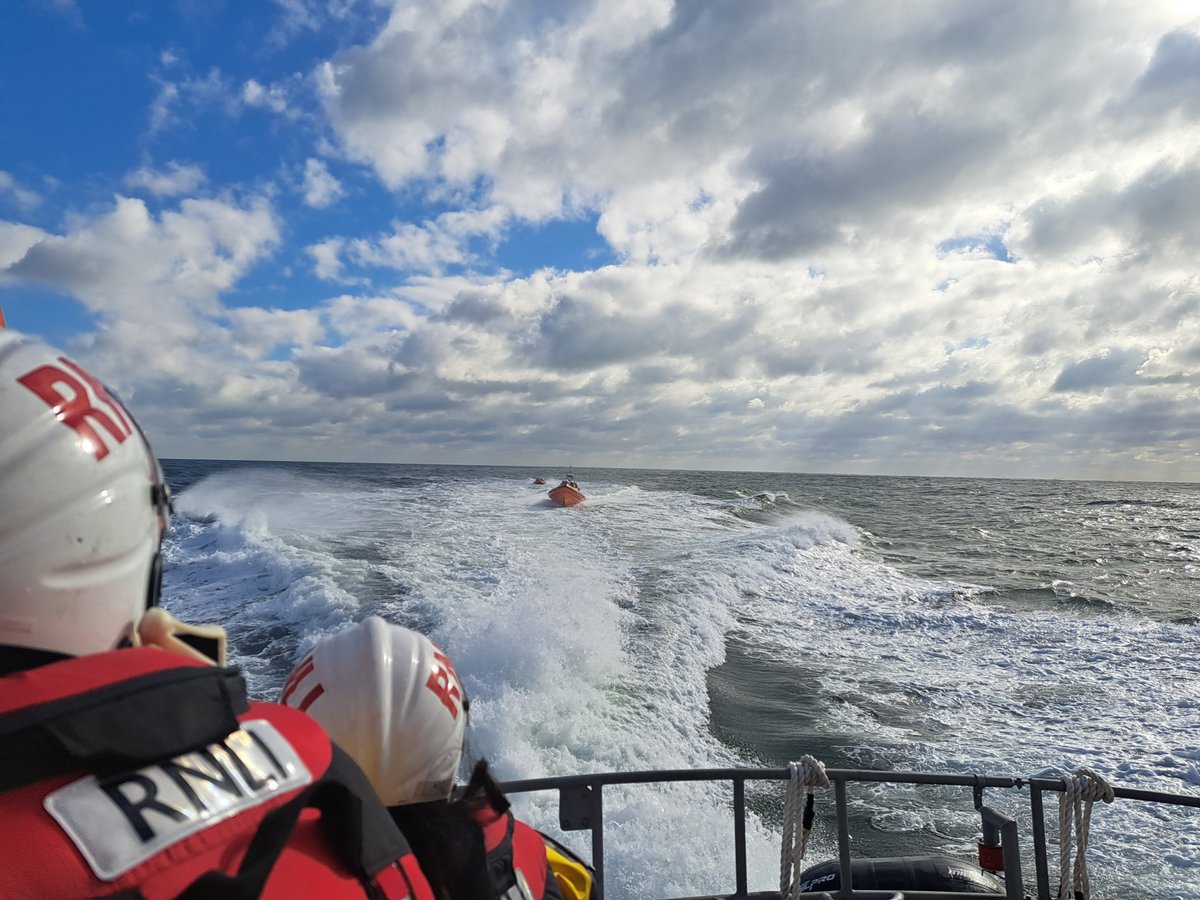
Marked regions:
[279,616,586,900]
[460,758,596,900]
[0,329,432,899]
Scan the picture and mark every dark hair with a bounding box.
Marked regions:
[389,798,493,900]
[458,758,510,815]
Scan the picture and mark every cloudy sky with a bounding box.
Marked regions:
[2,1,1199,481]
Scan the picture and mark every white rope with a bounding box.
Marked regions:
[1057,768,1115,900]
[780,755,831,900]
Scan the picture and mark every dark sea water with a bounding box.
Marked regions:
[159,460,1200,899]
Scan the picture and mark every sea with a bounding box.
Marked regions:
[159,460,1200,900]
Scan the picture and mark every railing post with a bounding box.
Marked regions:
[835,778,853,900]
[1001,815,1023,900]
[734,776,747,896]
[557,781,606,898]
[980,806,1024,900]
[593,785,605,897]
[1030,783,1051,900]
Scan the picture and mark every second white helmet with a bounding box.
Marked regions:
[279,616,468,806]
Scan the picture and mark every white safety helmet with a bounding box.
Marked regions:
[279,616,468,806]
[0,330,171,658]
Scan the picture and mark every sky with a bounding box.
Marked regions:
[2,0,1200,481]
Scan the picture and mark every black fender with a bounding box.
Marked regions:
[797,855,1004,894]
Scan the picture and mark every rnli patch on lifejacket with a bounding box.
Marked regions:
[44,719,312,881]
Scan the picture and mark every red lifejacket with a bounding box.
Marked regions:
[0,647,433,899]
[475,806,563,900]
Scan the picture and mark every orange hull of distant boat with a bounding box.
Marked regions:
[548,483,585,507]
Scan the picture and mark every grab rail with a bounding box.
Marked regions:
[499,766,1200,900]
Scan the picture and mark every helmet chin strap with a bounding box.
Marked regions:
[147,551,164,609]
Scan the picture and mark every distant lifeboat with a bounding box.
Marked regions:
[533,478,547,485]
[548,479,585,507]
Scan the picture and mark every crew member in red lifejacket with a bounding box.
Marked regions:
[279,617,579,900]
[0,330,434,900]
[461,759,582,900]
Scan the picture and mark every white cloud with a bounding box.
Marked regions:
[322,292,425,339]
[308,237,348,281]
[315,0,673,224]
[312,1,1200,272]
[226,306,326,357]
[268,0,368,45]
[271,0,322,34]
[148,69,234,136]
[148,81,180,135]
[242,78,292,116]
[1,194,280,323]
[306,206,514,282]
[301,158,345,208]
[0,221,46,268]
[342,205,513,275]
[124,162,207,198]
[348,221,468,273]
[0,171,43,212]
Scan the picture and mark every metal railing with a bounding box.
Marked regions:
[500,766,1200,900]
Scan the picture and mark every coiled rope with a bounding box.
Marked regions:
[780,755,831,900]
[1057,767,1114,900]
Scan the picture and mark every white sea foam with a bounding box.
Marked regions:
[675,507,1200,897]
